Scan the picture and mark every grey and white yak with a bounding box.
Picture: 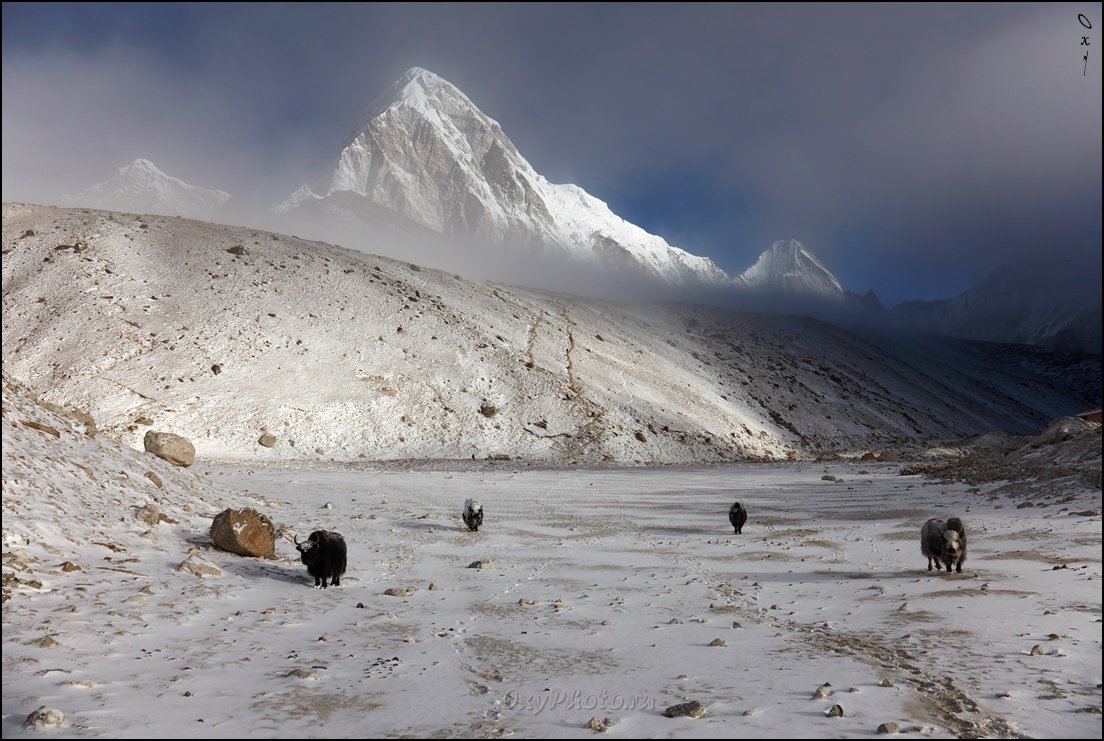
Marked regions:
[463,499,484,532]
[920,517,967,573]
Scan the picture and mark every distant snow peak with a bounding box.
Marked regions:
[735,239,845,301]
[121,158,165,176]
[270,184,320,215]
[70,158,231,220]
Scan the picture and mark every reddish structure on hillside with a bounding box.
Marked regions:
[1075,407,1102,424]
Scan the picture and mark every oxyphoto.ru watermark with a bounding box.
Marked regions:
[502,688,656,714]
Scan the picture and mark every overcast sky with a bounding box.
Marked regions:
[3,3,1100,304]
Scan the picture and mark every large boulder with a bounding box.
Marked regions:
[143,431,195,467]
[209,508,276,557]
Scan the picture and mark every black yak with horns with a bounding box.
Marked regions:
[294,530,347,588]
[728,501,748,534]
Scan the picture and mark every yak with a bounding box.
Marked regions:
[294,530,347,588]
[728,501,748,534]
[921,517,967,573]
[463,499,484,532]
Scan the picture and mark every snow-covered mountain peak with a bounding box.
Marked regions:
[345,67,489,146]
[67,159,231,220]
[734,239,845,301]
[107,159,188,191]
[293,68,731,286]
[120,157,165,176]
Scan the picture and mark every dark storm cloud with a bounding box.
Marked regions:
[3,3,1100,304]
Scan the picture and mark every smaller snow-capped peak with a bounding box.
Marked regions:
[734,239,845,301]
[69,159,231,219]
[270,184,321,215]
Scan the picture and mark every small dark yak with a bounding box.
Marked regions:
[920,517,967,573]
[294,530,347,588]
[463,498,483,532]
[728,502,748,534]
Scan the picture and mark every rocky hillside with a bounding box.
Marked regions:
[3,204,1098,464]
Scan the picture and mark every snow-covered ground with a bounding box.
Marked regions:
[3,379,1100,738]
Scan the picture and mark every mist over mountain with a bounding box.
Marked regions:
[893,252,1103,355]
[50,68,1100,356]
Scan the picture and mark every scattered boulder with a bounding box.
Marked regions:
[664,700,706,719]
[877,722,901,734]
[24,707,64,729]
[813,686,832,700]
[226,245,247,256]
[286,668,317,680]
[144,471,163,489]
[634,431,647,443]
[709,638,727,647]
[828,704,844,717]
[211,364,222,375]
[258,433,277,448]
[585,716,615,732]
[178,553,221,578]
[60,561,80,572]
[821,474,837,482]
[135,503,163,527]
[143,431,195,467]
[209,508,276,557]
[1029,644,1045,656]
[468,559,494,569]
[479,403,498,418]
[384,588,412,597]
